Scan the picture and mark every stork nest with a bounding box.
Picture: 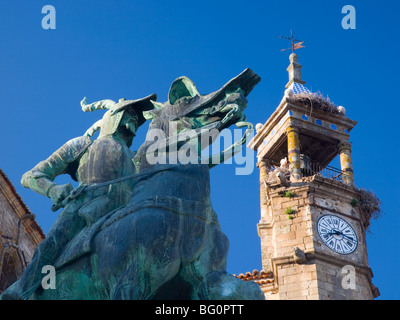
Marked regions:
[287,92,342,116]
[265,166,291,185]
[355,188,382,230]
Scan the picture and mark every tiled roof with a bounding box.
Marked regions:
[289,82,312,95]
[233,269,274,285]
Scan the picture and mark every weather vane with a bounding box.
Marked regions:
[280,29,305,53]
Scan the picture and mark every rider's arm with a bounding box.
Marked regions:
[21,156,72,207]
[21,136,92,207]
[81,98,116,112]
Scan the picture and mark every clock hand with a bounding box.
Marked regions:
[341,234,356,242]
[326,231,355,242]
[327,230,341,236]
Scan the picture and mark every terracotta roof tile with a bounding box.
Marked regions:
[233,269,274,285]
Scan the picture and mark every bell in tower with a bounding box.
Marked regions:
[247,51,380,300]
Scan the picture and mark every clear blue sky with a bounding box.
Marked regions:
[1,0,398,299]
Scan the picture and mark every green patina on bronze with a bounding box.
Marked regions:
[1,69,264,300]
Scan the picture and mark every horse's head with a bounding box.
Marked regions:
[144,68,260,138]
[136,69,260,169]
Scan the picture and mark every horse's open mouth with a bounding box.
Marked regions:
[190,101,246,131]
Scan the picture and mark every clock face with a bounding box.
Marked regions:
[317,215,358,255]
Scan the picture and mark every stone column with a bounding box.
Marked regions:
[258,158,271,219]
[286,126,302,181]
[338,142,354,186]
[257,159,275,273]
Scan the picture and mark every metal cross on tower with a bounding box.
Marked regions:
[280,29,305,53]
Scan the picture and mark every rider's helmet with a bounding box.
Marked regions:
[98,94,157,140]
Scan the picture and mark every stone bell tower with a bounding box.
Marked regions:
[248,53,380,300]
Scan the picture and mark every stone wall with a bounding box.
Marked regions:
[0,169,45,293]
[257,175,378,300]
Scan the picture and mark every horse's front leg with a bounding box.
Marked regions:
[189,223,265,300]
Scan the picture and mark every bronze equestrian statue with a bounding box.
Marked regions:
[1,69,264,300]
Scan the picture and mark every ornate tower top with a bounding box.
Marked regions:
[248,45,357,185]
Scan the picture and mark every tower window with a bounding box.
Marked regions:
[330,124,337,130]
[315,119,323,125]
[301,114,308,121]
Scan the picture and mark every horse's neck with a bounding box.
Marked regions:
[134,120,176,171]
[135,134,204,174]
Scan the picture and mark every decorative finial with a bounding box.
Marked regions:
[282,30,306,88]
[280,29,305,53]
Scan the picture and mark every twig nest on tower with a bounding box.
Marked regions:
[287,92,342,115]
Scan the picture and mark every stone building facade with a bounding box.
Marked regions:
[241,53,380,300]
[0,169,45,293]
[249,175,379,300]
